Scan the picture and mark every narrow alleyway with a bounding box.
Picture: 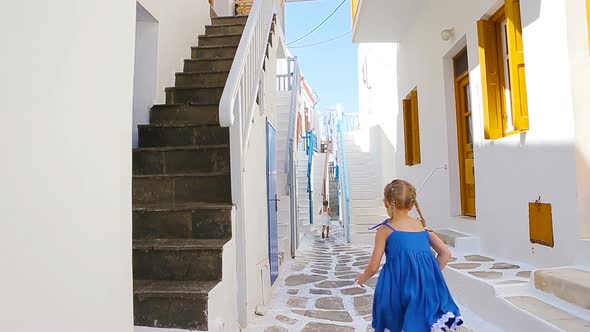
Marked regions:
[247,222,490,332]
[246,223,376,331]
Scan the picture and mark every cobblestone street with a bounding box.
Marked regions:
[246,224,485,332]
[246,223,376,331]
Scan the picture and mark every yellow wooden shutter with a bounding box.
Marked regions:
[410,90,421,165]
[506,0,529,131]
[587,0,590,48]
[403,99,413,165]
[477,19,504,139]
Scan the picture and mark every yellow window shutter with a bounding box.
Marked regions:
[587,0,590,48]
[477,19,504,140]
[410,90,421,165]
[403,99,413,165]
[506,0,529,131]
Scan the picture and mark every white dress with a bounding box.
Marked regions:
[320,210,331,226]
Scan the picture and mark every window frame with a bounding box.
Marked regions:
[403,89,421,166]
[478,0,529,140]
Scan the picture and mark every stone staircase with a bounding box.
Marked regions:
[132,15,265,330]
[344,133,388,244]
[439,232,590,331]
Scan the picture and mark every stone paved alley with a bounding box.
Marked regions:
[246,223,498,332]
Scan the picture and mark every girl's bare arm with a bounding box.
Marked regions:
[356,227,388,286]
[429,231,452,270]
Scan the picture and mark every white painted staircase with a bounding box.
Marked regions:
[344,133,388,244]
[296,150,310,226]
[438,231,590,331]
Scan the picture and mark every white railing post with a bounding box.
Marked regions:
[217,0,280,327]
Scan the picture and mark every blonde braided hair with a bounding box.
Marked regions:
[384,179,427,228]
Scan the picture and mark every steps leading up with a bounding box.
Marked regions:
[134,280,217,330]
[534,268,590,310]
[506,296,590,331]
[132,15,266,330]
[434,229,481,253]
[150,104,219,125]
[444,249,590,332]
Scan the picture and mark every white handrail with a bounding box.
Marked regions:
[219,0,275,137]
[417,165,448,193]
[284,57,300,173]
[219,0,280,327]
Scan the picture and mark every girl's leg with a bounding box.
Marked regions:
[321,226,326,239]
[326,226,330,238]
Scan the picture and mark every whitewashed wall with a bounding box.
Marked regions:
[357,43,399,191]
[0,1,136,331]
[132,0,211,147]
[360,0,588,268]
[137,0,211,103]
[214,0,236,17]
[133,4,159,148]
[564,0,590,241]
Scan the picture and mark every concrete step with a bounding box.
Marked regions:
[165,86,224,104]
[175,71,230,87]
[444,262,590,332]
[198,34,242,47]
[134,280,216,330]
[348,184,380,192]
[138,124,228,147]
[133,145,229,175]
[184,58,233,73]
[350,206,383,215]
[205,23,245,36]
[534,268,590,310]
[350,231,375,245]
[133,172,231,205]
[506,296,590,331]
[133,239,225,281]
[350,192,382,200]
[150,104,219,126]
[133,202,232,240]
[434,229,481,253]
[211,15,248,25]
[349,213,389,223]
[191,45,238,60]
[351,199,383,209]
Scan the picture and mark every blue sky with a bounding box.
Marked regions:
[285,0,358,113]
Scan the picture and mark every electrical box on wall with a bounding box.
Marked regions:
[529,200,554,248]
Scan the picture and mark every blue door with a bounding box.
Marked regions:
[266,120,279,285]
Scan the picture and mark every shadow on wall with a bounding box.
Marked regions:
[132,3,158,148]
[520,0,542,29]
[576,146,590,239]
[474,141,583,267]
[367,124,397,191]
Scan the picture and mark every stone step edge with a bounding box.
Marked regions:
[134,280,217,297]
[176,70,231,75]
[165,86,225,91]
[443,266,565,331]
[133,239,227,251]
[133,202,233,212]
[134,144,229,153]
[198,33,243,39]
[133,171,230,179]
[505,295,590,331]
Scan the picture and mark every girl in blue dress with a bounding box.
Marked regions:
[355,179,463,332]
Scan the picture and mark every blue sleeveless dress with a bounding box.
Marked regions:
[372,220,463,332]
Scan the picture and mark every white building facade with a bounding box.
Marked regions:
[353,0,590,268]
[0,0,313,331]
